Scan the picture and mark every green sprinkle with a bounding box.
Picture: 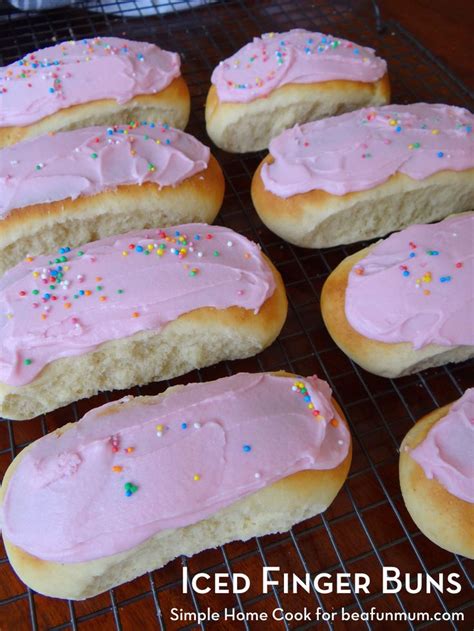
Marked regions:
[78,251,84,257]
[213,250,220,257]
[96,285,103,291]
[32,289,39,295]
[91,152,98,159]
[117,289,124,294]
[24,358,32,366]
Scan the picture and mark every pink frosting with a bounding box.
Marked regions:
[345,214,474,350]
[0,124,210,217]
[1,372,350,563]
[0,37,180,128]
[211,29,386,103]
[0,225,275,386]
[261,104,474,198]
[409,389,474,503]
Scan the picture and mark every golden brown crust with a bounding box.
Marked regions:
[205,74,390,153]
[320,245,474,377]
[0,255,288,419]
[252,155,474,247]
[1,373,351,600]
[399,402,474,558]
[0,76,191,148]
[0,154,225,274]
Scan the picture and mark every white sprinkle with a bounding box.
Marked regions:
[227,240,233,247]
[10,160,19,166]
[193,422,201,429]
[337,440,344,445]
[156,431,163,438]
[197,252,203,258]
[254,472,261,479]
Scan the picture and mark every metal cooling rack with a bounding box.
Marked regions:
[0,1,473,629]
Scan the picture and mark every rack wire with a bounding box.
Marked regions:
[0,1,473,629]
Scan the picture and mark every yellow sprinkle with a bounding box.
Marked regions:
[25,256,34,263]
[33,271,39,278]
[157,249,164,256]
[389,119,397,126]
[64,265,70,271]
[308,403,314,409]
[422,272,432,283]
[147,244,154,250]
[193,474,201,481]
[408,144,414,150]
[156,139,161,144]
[122,251,128,256]
[432,129,440,135]
[6,313,13,319]
[156,424,164,432]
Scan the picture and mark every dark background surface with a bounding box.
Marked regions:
[0,1,473,630]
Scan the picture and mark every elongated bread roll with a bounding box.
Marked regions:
[0,37,190,148]
[321,214,474,378]
[0,124,225,275]
[252,104,474,247]
[399,389,474,558]
[205,29,389,153]
[0,371,352,600]
[0,225,287,420]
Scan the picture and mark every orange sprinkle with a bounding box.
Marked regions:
[330,418,339,427]
[132,311,140,318]
[41,314,47,320]
[25,256,34,263]
[244,253,251,259]
[423,289,431,296]
[112,466,123,473]
[95,276,102,282]
[125,447,134,453]
[355,267,364,275]
[99,296,107,302]
[85,290,92,296]
[64,302,72,309]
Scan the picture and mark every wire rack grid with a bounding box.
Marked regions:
[0,1,473,630]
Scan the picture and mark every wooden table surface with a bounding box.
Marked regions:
[378,0,473,90]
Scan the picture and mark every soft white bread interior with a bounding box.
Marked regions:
[0,256,287,420]
[399,403,474,559]
[0,155,225,276]
[205,76,390,153]
[252,158,474,248]
[0,375,352,600]
[320,246,474,378]
[0,77,190,149]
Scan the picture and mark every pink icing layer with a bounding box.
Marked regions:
[211,29,386,103]
[0,225,275,386]
[0,37,180,128]
[0,124,209,217]
[1,373,350,563]
[345,214,474,350]
[261,104,474,198]
[409,389,474,503]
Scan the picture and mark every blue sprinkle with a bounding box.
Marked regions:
[181,422,187,430]
[402,270,410,277]
[194,235,201,240]
[163,123,169,129]
[440,276,452,283]
[395,126,402,133]
[149,122,155,128]
[50,270,58,277]
[409,252,416,258]
[353,48,360,54]
[175,230,181,236]
[165,139,171,145]
[48,87,55,93]
[107,128,114,135]
[243,444,252,452]
[125,490,132,497]
[303,395,311,402]
[79,290,85,296]
[466,125,472,133]
[135,245,144,252]
[437,151,444,158]
[43,293,51,300]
